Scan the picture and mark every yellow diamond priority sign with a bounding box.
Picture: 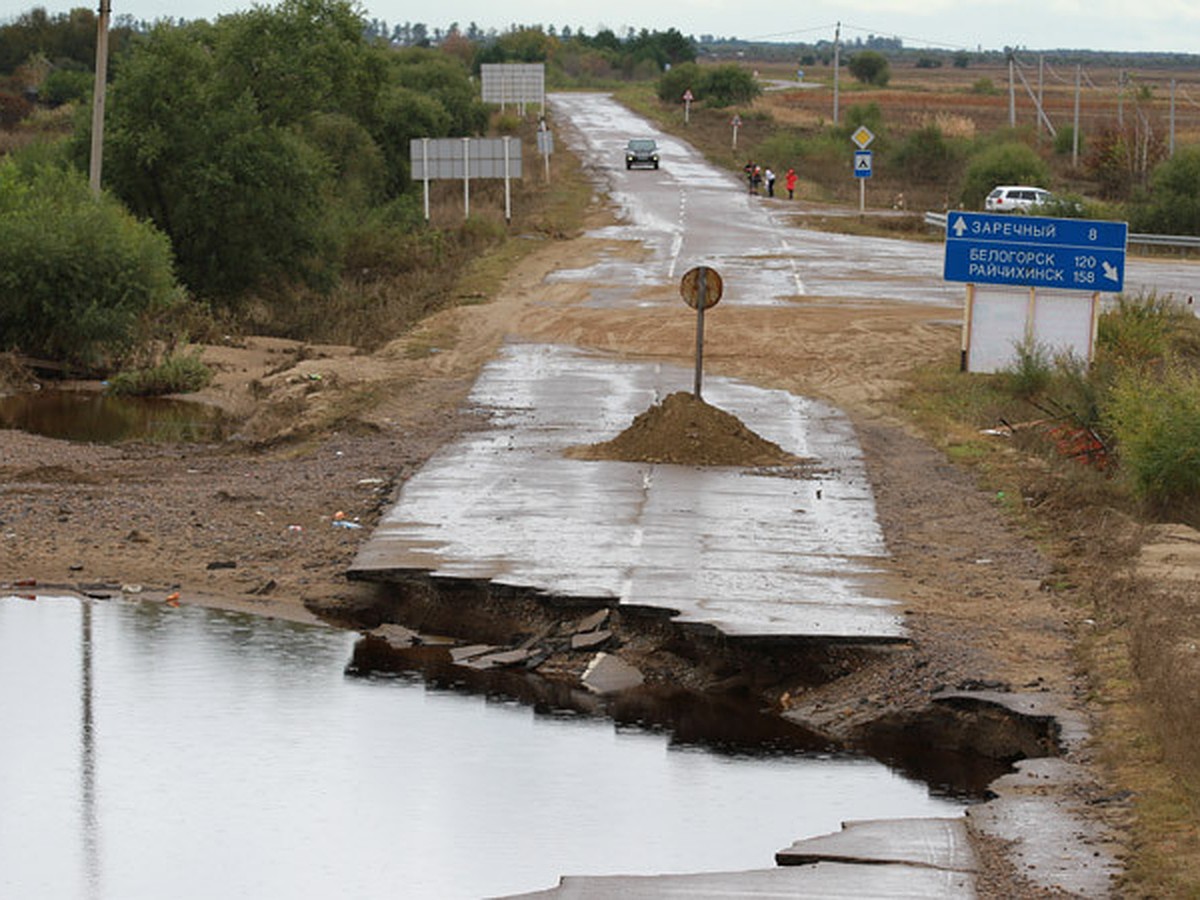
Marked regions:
[851,126,875,149]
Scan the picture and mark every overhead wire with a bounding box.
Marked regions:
[742,20,967,50]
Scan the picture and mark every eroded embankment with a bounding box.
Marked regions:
[311,571,1062,797]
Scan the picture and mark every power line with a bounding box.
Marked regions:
[743,24,839,42]
[838,21,969,51]
[743,21,967,50]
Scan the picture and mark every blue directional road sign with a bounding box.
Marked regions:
[854,150,872,178]
[944,211,1127,292]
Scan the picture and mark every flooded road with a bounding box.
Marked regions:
[0,595,963,899]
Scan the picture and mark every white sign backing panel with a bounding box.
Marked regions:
[967,288,1098,373]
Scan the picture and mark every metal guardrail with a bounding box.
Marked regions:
[922,211,1200,250]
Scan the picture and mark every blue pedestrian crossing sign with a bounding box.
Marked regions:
[944,211,1127,292]
[854,150,872,178]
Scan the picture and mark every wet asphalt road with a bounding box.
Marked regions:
[547,91,1198,309]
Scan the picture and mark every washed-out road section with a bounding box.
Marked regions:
[349,344,902,640]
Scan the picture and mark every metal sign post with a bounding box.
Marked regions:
[680,266,724,399]
[683,89,693,125]
[731,114,742,150]
[854,150,872,213]
[421,138,430,221]
[503,138,511,223]
[462,137,470,219]
[850,127,874,216]
[536,126,553,184]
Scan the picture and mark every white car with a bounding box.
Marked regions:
[985,185,1053,213]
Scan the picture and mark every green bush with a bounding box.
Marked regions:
[1053,125,1081,157]
[893,124,962,184]
[0,161,181,372]
[843,102,884,136]
[1004,339,1054,400]
[1097,292,1177,369]
[1106,365,1200,511]
[40,66,93,106]
[656,61,700,103]
[959,141,1049,209]
[697,64,760,108]
[107,348,213,395]
[1129,146,1200,236]
[848,50,890,86]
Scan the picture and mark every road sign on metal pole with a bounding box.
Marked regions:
[943,211,1129,373]
[680,266,723,399]
[850,128,874,215]
[683,89,693,125]
[731,114,741,150]
[854,150,871,213]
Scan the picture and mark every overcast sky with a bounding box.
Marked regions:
[6,1,1200,55]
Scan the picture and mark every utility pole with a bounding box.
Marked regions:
[832,22,840,125]
[1072,64,1081,169]
[1007,51,1016,128]
[1170,78,1177,157]
[88,0,111,197]
[1037,55,1044,141]
[1117,70,1125,128]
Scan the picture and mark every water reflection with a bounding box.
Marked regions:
[0,595,965,899]
[0,390,227,443]
[79,600,100,898]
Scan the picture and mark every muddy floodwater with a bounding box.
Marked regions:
[0,595,968,898]
[0,390,227,443]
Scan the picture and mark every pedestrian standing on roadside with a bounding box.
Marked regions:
[785,167,797,200]
[764,167,776,197]
[744,160,757,194]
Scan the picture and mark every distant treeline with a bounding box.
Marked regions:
[0,6,696,87]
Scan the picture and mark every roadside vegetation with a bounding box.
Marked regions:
[4,5,1200,892]
[0,2,690,381]
[900,294,1200,896]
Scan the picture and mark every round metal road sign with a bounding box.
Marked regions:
[680,266,723,310]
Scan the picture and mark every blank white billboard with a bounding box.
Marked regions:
[480,63,544,109]
[410,137,523,180]
[967,288,1098,373]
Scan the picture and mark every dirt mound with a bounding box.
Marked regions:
[565,391,798,467]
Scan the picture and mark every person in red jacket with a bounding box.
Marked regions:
[785,167,798,200]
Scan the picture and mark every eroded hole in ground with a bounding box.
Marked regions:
[317,576,1052,799]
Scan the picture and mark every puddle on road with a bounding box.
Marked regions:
[0,389,229,443]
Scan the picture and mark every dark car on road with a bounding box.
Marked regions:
[625,138,659,170]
